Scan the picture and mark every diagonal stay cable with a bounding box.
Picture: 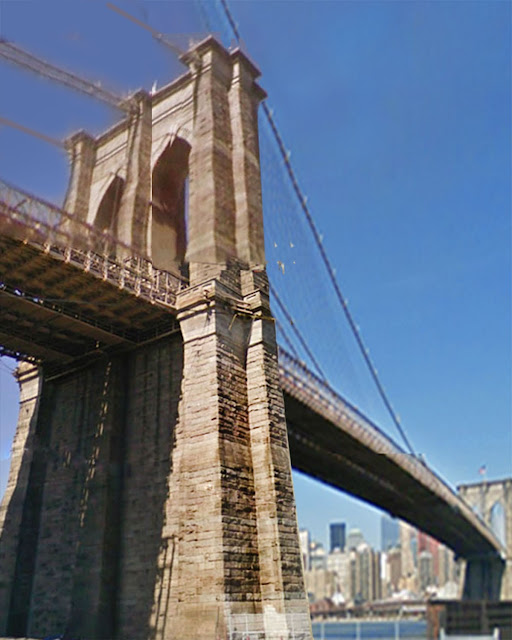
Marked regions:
[263,104,415,457]
[275,318,303,363]
[269,282,327,384]
[214,0,416,457]
[0,38,129,112]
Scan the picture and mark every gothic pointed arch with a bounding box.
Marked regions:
[151,136,191,270]
[490,500,506,547]
[94,174,125,235]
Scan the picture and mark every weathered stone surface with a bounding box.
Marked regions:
[459,479,512,600]
[0,36,311,639]
[0,364,41,634]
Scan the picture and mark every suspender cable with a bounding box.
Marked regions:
[215,0,416,457]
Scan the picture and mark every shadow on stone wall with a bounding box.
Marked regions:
[116,335,183,640]
[0,333,184,639]
[0,367,46,636]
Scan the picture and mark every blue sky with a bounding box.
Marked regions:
[0,0,510,550]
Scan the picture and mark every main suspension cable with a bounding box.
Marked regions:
[214,0,416,457]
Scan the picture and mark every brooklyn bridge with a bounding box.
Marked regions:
[0,2,510,639]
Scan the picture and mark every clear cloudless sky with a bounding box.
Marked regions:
[0,0,510,551]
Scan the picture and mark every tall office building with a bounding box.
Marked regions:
[419,550,434,591]
[410,532,418,568]
[381,515,400,550]
[299,529,310,572]
[387,547,402,593]
[353,543,381,603]
[347,528,365,550]
[349,550,357,602]
[304,569,337,602]
[399,521,417,578]
[310,540,327,571]
[329,522,346,552]
[418,530,440,579]
[437,544,457,587]
[327,548,351,598]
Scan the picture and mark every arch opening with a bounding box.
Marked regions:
[151,137,191,271]
[94,175,124,236]
[490,500,506,547]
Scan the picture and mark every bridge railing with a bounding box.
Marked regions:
[278,345,408,457]
[0,178,187,305]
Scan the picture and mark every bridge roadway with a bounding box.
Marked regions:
[0,182,504,564]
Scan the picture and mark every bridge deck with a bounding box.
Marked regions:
[0,184,504,562]
[280,350,504,559]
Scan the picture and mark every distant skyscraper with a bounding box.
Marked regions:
[410,533,418,568]
[310,540,327,571]
[299,529,310,572]
[304,568,336,602]
[381,515,400,551]
[399,521,417,578]
[418,530,440,578]
[419,550,434,591]
[346,528,365,550]
[327,548,351,597]
[387,547,402,593]
[353,543,381,603]
[330,522,346,552]
[437,544,456,588]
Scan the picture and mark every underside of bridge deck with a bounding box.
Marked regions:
[0,236,179,369]
[283,390,502,562]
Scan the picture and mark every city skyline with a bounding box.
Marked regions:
[0,0,511,553]
[300,514,460,605]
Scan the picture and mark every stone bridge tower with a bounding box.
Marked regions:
[0,37,312,639]
[458,478,512,600]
